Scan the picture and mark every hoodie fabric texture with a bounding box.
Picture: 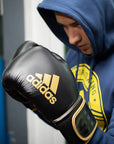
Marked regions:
[37,0,114,143]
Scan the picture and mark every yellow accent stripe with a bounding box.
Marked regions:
[35,73,43,80]
[91,111,103,117]
[50,75,60,94]
[43,74,51,86]
[71,65,77,78]
[89,71,108,131]
[94,117,104,121]
[93,71,108,132]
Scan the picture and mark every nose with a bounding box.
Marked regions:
[68,28,82,45]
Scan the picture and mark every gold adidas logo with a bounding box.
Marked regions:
[26,73,60,104]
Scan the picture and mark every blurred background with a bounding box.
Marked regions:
[0,0,67,144]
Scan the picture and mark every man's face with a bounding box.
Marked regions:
[55,12,93,55]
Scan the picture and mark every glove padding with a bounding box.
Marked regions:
[2,41,97,144]
[3,41,57,128]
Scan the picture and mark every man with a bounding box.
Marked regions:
[1,0,114,144]
[37,0,114,143]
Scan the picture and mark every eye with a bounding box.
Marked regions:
[71,22,79,27]
[59,23,67,29]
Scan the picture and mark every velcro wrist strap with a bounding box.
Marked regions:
[72,98,97,143]
[54,98,97,144]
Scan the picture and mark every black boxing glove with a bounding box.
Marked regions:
[2,41,97,144]
[4,41,57,128]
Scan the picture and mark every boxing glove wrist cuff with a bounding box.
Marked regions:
[53,96,82,123]
[54,97,97,144]
[72,98,97,143]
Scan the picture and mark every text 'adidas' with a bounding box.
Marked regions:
[26,73,60,104]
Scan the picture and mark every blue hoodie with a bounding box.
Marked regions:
[37,0,114,143]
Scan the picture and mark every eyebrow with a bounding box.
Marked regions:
[70,21,79,26]
[58,21,79,27]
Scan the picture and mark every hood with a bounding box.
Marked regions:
[37,0,114,56]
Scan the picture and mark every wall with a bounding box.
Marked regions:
[3,0,27,144]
